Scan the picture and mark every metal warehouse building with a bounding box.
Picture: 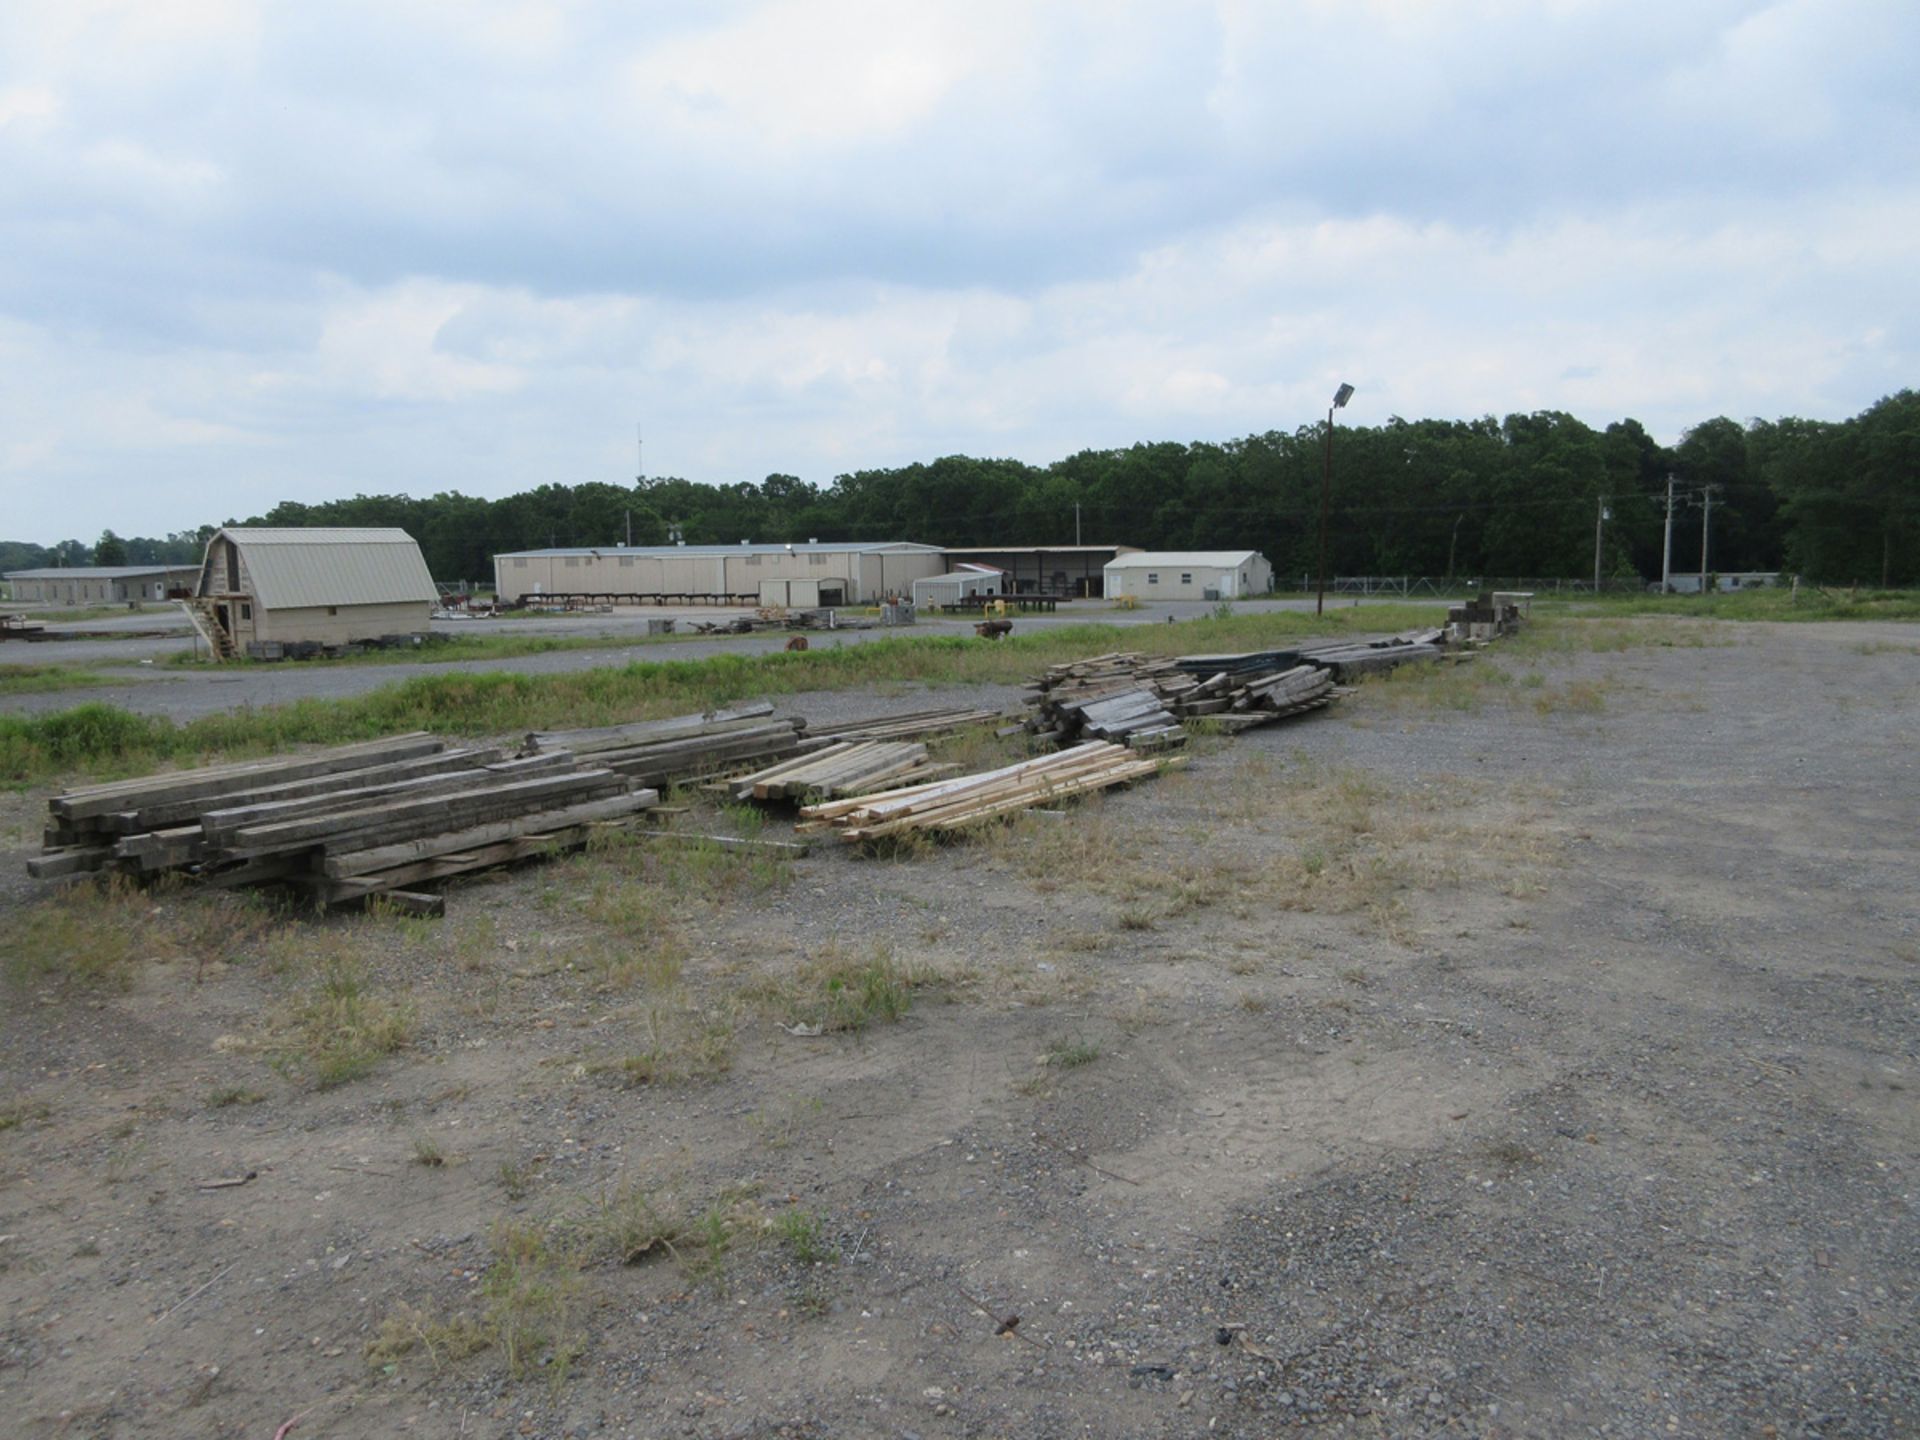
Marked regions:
[1102,550,1274,602]
[493,542,947,606]
[4,564,200,605]
[940,546,1136,597]
[186,527,438,659]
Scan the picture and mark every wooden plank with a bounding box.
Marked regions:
[199,751,575,844]
[526,702,778,754]
[26,846,114,879]
[226,770,626,855]
[122,747,507,831]
[51,734,446,821]
[322,790,659,879]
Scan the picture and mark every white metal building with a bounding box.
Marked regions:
[911,565,1005,609]
[3,564,200,605]
[189,527,438,655]
[493,542,946,606]
[1102,550,1274,601]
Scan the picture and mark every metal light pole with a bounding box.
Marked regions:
[1315,382,1355,617]
[1593,497,1611,592]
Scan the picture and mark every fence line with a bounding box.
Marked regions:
[1287,575,1651,597]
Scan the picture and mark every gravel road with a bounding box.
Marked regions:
[1,617,1913,1439]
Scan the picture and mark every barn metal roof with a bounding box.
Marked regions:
[1102,550,1265,568]
[209,528,438,609]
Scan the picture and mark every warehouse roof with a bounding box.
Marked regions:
[4,564,198,580]
[495,541,941,559]
[1103,550,1265,568]
[207,528,438,609]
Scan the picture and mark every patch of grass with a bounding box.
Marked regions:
[579,1181,686,1266]
[364,1302,492,1372]
[0,664,119,697]
[774,1208,839,1267]
[6,874,277,991]
[589,1000,736,1086]
[1530,678,1609,715]
[204,1087,265,1109]
[0,1100,52,1132]
[748,945,921,1033]
[267,957,415,1089]
[1546,586,1920,624]
[498,1160,534,1200]
[1041,1035,1102,1069]
[482,1219,586,1380]
[411,1134,449,1168]
[1483,1138,1541,1168]
[5,878,147,989]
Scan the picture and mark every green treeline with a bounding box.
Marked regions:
[10,392,1915,587]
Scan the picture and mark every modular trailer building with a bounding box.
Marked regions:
[188,527,438,656]
[1103,550,1273,601]
[493,542,947,606]
[4,564,201,605]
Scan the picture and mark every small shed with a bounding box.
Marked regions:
[1103,550,1273,602]
[188,527,437,658]
[911,566,1005,609]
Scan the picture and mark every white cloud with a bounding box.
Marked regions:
[0,0,1914,540]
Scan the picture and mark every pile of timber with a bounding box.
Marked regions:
[1024,651,1337,743]
[525,701,818,788]
[27,733,657,912]
[797,742,1178,842]
[1294,629,1445,681]
[806,705,1006,743]
[728,740,941,802]
[1445,592,1525,643]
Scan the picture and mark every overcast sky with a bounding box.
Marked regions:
[2,0,1914,544]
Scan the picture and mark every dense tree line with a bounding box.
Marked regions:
[9,394,1914,587]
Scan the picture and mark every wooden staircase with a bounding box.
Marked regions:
[180,597,238,661]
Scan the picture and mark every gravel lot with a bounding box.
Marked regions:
[1,618,1915,1439]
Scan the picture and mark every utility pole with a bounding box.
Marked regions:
[1699,485,1714,595]
[1593,495,1609,593]
[1074,502,1081,546]
[1661,474,1676,594]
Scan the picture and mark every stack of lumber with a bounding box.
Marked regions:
[1446,592,1524,643]
[525,701,818,788]
[27,734,656,912]
[728,740,940,802]
[1296,630,1444,681]
[798,742,1178,842]
[807,705,1006,743]
[1046,687,1183,749]
[1024,650,1337,742]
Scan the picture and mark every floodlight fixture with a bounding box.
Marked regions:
[1315,383,1356,616]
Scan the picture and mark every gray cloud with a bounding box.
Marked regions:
[0,0,1915,541]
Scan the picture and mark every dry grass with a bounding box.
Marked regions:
[4,876,277,990]
[590,999,737,1086]
[744,943,923,1033]
[260,954,416,1089]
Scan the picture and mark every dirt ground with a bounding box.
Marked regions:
[1,618,1916,1439]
